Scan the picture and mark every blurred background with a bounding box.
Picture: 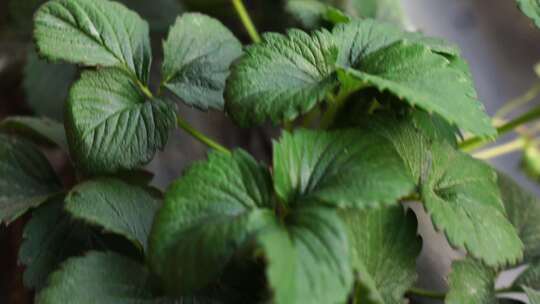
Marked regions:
[1,0,540,303]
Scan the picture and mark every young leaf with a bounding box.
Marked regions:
[36,251,180,303]
[498,172,540,261]
[0,135,62,224]
[516,0,540,29]
[66,68,176,174]
[285,0,349,29]
[23,50,76,121]
[256,206,353,304]
[0,116,67,150]
[34,0,152,83]
[272,128,414,209]
[65,178,160,252]
[336,42,494,137]
[445,258,497,304]
[161,13,242,110]
[341,206,421,303]
[149,150,275,294]
[225,29,338,126]
[19,197,98,290]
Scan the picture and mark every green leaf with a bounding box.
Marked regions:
[498,172,540,261]
[34,0,152,83]
[66,68,176,175]
[285,0,349,29]
[515,260,540,289]
[0,134,62,224]
[336,42,494,137]
[361,113,522,266]
[65,178,160,252]
[23,50,76,121]
[225,29,338,126]
[332,19,459,68]
[349,0,408,27]
[162,13,242,111]
[341,206,421,304]
[256,206,353,304]
[19,197,98,290]
[37,251,174,304]
[0,116,67,150]
[445,258,497,304]
[149,150,275,294]
[421,144,522,266]
[272,128,414,209]
[525,287,540,304]
[517,0,540,29]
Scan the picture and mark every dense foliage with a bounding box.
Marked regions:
[3,0,540,303]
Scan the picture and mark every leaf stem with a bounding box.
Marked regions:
[407,287,446,300]
[321,90,351,129]
[176,116,231,155]
[460,105,540,151]
[231,0,261,43]
[472,137,526,159]
[494,82,540,119]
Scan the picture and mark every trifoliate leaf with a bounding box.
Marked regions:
[517,0,540,29]
[65,178,160,252]
[161,13,242,111]
[66,68,176,175]
[34,0,152,83]
[149,150,275,295]
[225,29,338,126]
[19,197,98,290]
[445,258,497,304]
[515,260,540,289]
[0,134,62,224]
[336,42,494,137]
[272,128,414,209]
[256,206,353,304]
[361,113,522,266]
[36,251,179,304]
[23,50,76,121]
[498,172,540,261]
[0,116,67,150]
[341,206,421,304]
[525,287,540,304]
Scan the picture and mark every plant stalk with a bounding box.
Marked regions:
[231,0,261,43]
[472,137,526,159]
[494,82,540,119]
[176,116,231,155]
[460,105,540,151]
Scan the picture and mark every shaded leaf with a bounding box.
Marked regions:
[341,206,421,304]
[0,134,62,224]
[36,251,191,303]
[34,0,152,83]
[0,116,67,150]
[446,258,497,304]
[65,178,160,252]
[225,29,338,126]
[149,150,275,294]
[117,0,183,32]
[19,197,98,290]
[162,13,242,110]
[498,172,540,261]
[272,128,414,209]
[66,68,176,175]
[285,0,349,29]
[515,260,540,290]
[525,287,540,304]
[23,50,76,121]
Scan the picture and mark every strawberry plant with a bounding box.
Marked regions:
[3,0,540,303]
